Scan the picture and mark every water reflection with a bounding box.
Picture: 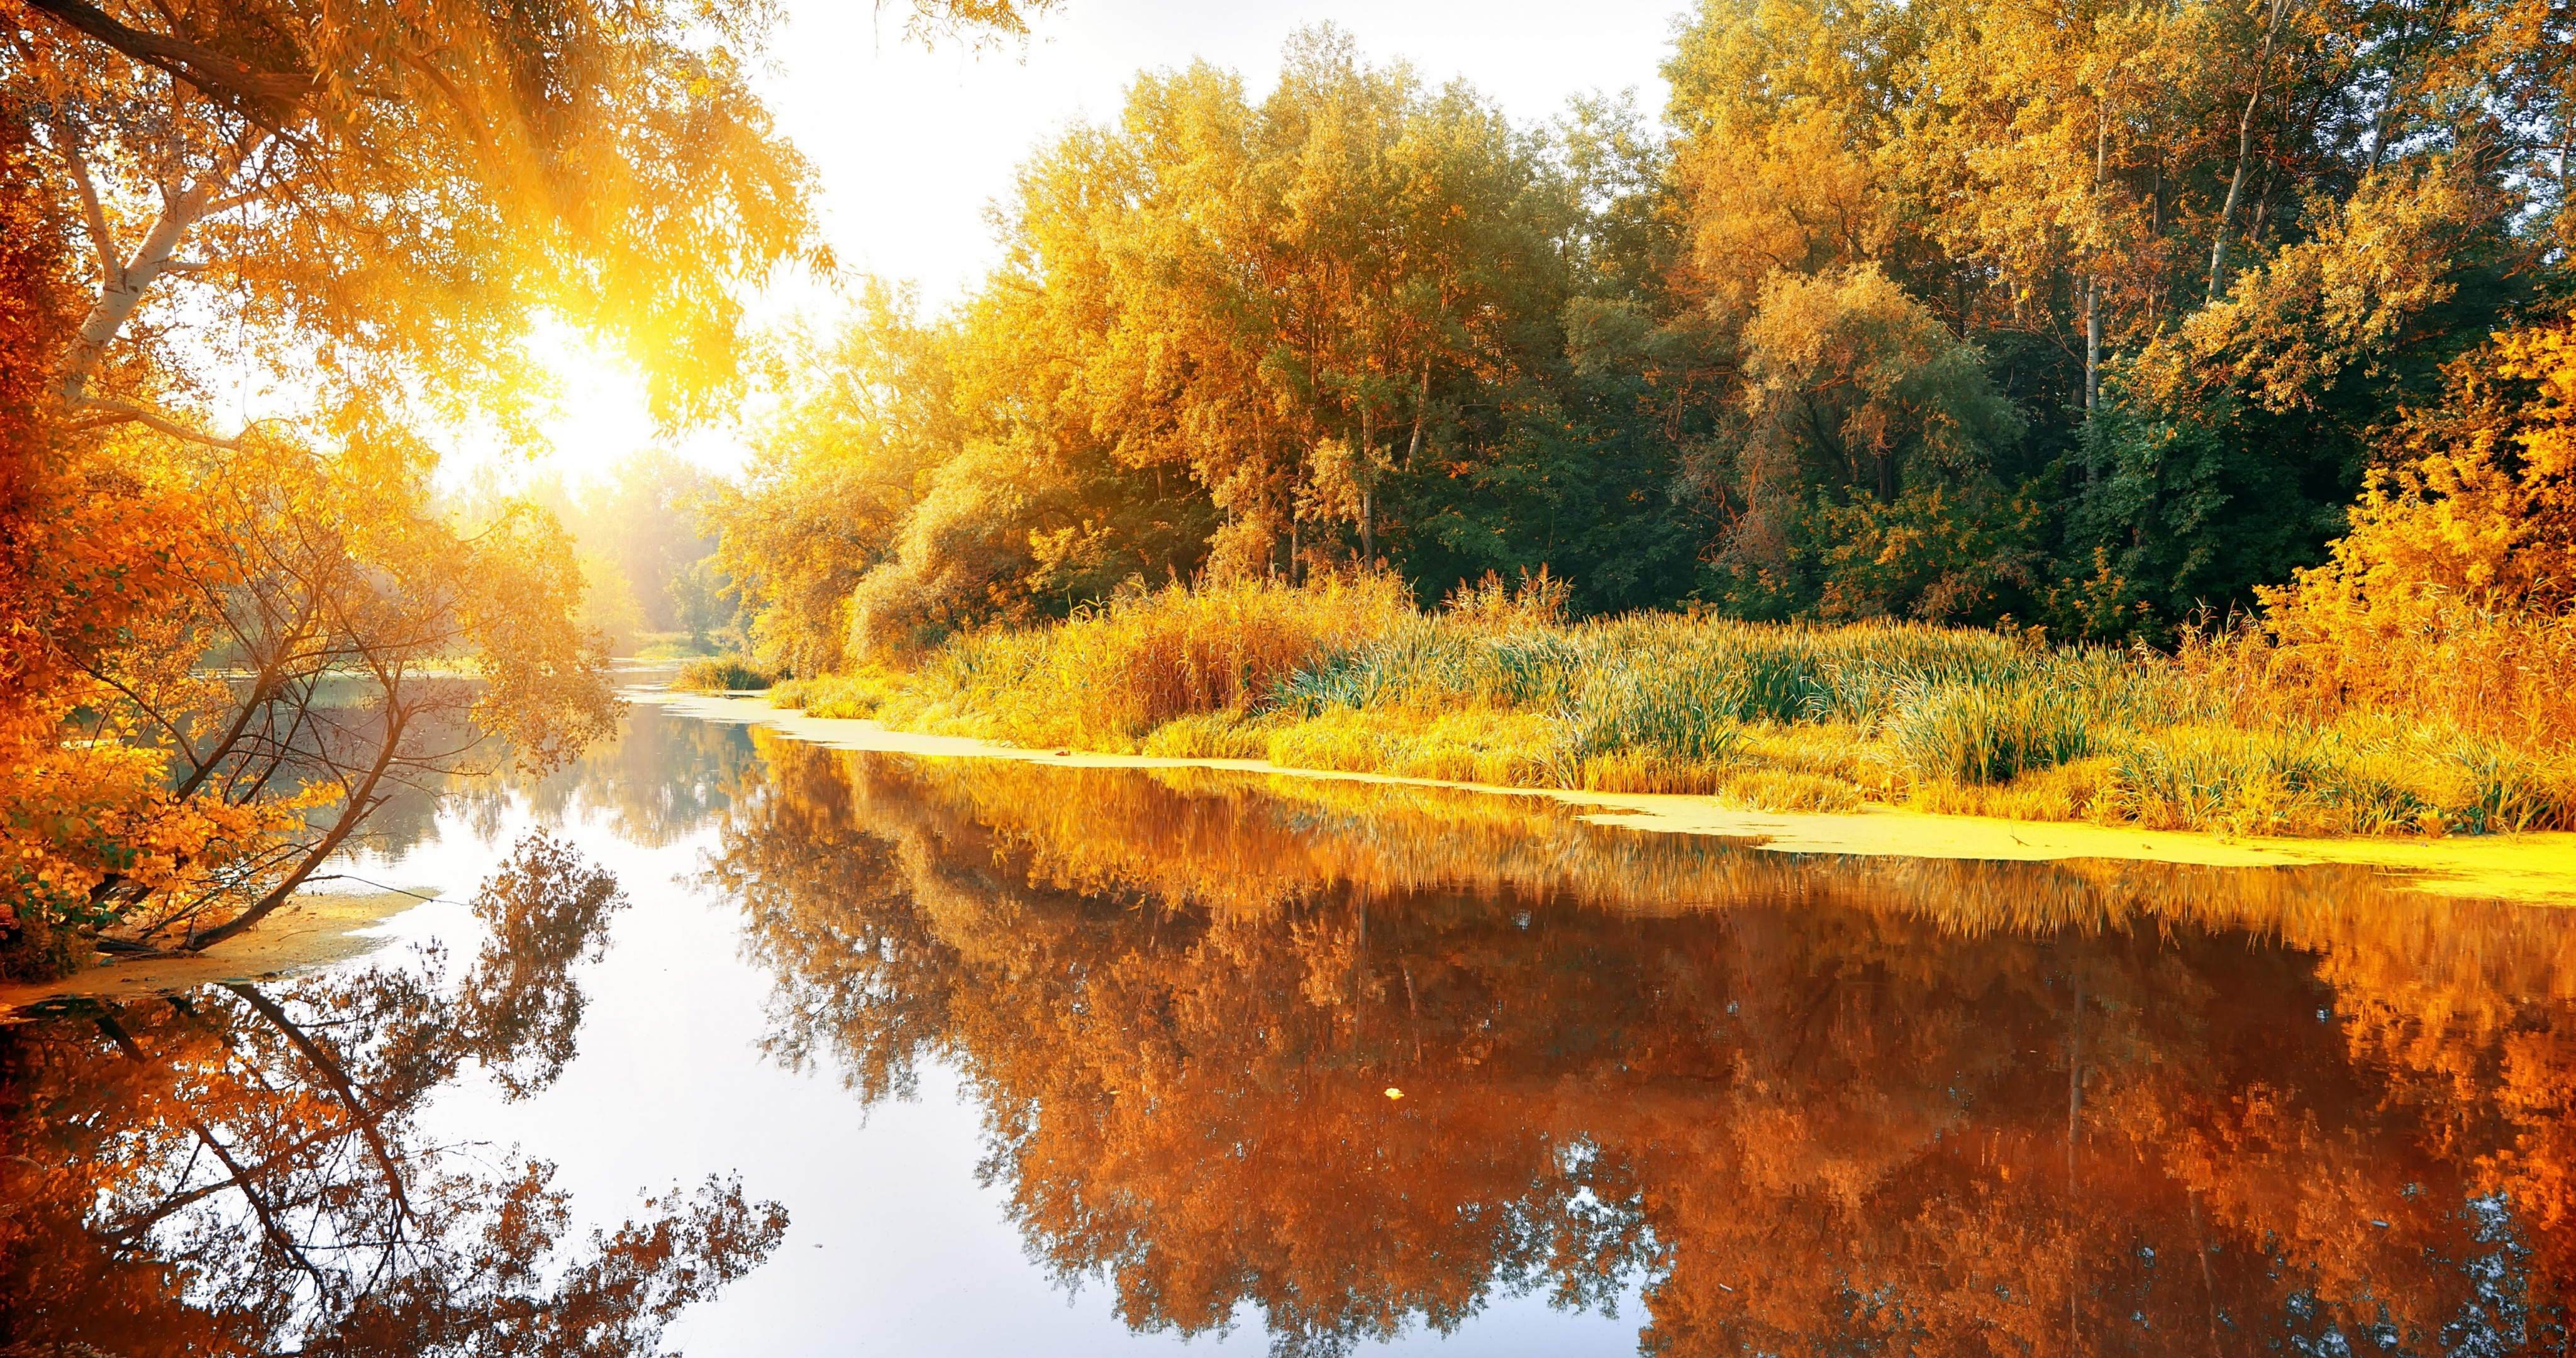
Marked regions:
[1,834,784,1354]
[360,698,761,861]
[15,705,2575,1356]
[707,732,2576,1356]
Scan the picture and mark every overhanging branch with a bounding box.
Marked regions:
[75,399,273,449]
[25,0,318,124]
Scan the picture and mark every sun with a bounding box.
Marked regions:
[519,317,669,487]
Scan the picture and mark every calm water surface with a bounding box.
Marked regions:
[10,700,2575,1354]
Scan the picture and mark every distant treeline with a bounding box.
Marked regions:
[716,7,2572,675]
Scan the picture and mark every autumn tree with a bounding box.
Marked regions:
[691,0,2576,656]
[1658,0,2551,634]
[0,0,1063,971]
[1683,264,2031,619]
[725,29,1719,656]
[0,84,212,975]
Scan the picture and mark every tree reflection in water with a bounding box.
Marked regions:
[0,832,784,1355]
[357,698,763,863]
[708,732,2576,1357]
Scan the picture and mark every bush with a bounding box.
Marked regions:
[674,656,782,692]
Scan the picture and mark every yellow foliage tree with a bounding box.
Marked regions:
[0,0,1059,973]
[2258,321,2576,744]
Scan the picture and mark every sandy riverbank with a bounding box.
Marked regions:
[0,890,427,1014]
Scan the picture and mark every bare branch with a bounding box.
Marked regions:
[94,1013,338,1297]
[76,397,245,448]
[188,709,411,950]
[42,112,121,287]
[224,984,418,1227]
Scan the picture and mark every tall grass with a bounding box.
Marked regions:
[2184,609,2576,751]
[673,656,784,692]
[876,573,1416,749]
[774,574,2576,837]
[1889,682,2092,784]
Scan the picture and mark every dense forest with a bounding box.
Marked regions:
[719,6,2573,673]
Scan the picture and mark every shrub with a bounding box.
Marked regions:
[674,656,782,692]
[769,670,899,718]
[2240,322,2576,749]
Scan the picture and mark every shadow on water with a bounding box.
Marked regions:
[9,704,2576,1355]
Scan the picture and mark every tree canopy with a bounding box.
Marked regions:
[718,3,2571,665]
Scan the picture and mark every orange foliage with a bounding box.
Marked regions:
[2252,320,2576,746]
[708,738,2576,1352]
[0,106,253,966]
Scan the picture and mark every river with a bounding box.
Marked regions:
[8,696,2572,1355]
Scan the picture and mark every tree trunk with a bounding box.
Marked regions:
[56,131,268,403]
[1358,405,1375,563]
[2207,0,2295,302]
[2087,103,2107,424]
[1405,360,1428,468]
[187,705,406,950]
[2085,277,2101,414]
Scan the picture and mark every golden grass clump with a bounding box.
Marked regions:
[769,668,902,718]
[875,572,1418,750]
[672,656,783,692]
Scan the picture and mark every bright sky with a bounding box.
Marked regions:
[505,0,1694,489]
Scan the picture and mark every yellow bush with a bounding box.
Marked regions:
[769,668,902,719]
[2253,321,2576,748]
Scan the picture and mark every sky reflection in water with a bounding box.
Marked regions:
[9,700,2573,1355]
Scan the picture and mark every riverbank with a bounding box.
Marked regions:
[725,577,2573,843]
[649,691,2576,909]
[0,889,423,1013]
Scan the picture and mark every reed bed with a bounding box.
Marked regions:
[765,574,2576,838]
[673,656,785,692]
